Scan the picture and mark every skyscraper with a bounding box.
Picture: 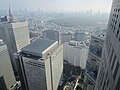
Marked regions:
[84,35,105,90]
[0,6,30,72]
[16,39,63,90]
[63,41,88,69]
[0,44,16,89]
[95,0,120,90]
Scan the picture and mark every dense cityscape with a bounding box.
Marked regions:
[0,0,120,90]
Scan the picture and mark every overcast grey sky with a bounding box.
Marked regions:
[0,0,112,12]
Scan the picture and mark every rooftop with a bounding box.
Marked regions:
[67,41,88,47]
[21,39,58,57]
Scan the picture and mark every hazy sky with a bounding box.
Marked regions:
[0,0,112,12]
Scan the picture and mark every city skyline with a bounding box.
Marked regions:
[1,0,120,90]
[0,0,112,13]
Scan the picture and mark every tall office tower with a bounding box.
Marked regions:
[63,41,88,69]
[0,44,16,89]
[95,0,120,90]
[42,30,61,43]
[16,39,63,90]
[0,6,30,72]
[84,35,105,90]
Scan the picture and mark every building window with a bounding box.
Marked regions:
[115,21,117,24]
[114,27,116,31]
[116,15,119,18]
[118,9,120,12]
[116,30,119,38]
[119,23,120,27]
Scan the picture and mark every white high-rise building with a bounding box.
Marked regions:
[95,0,120,90]
[0,22,30,72]
[0,6,30,71]
[0,44,16,89]
[16,39,63,90]
[63,41,88,69]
